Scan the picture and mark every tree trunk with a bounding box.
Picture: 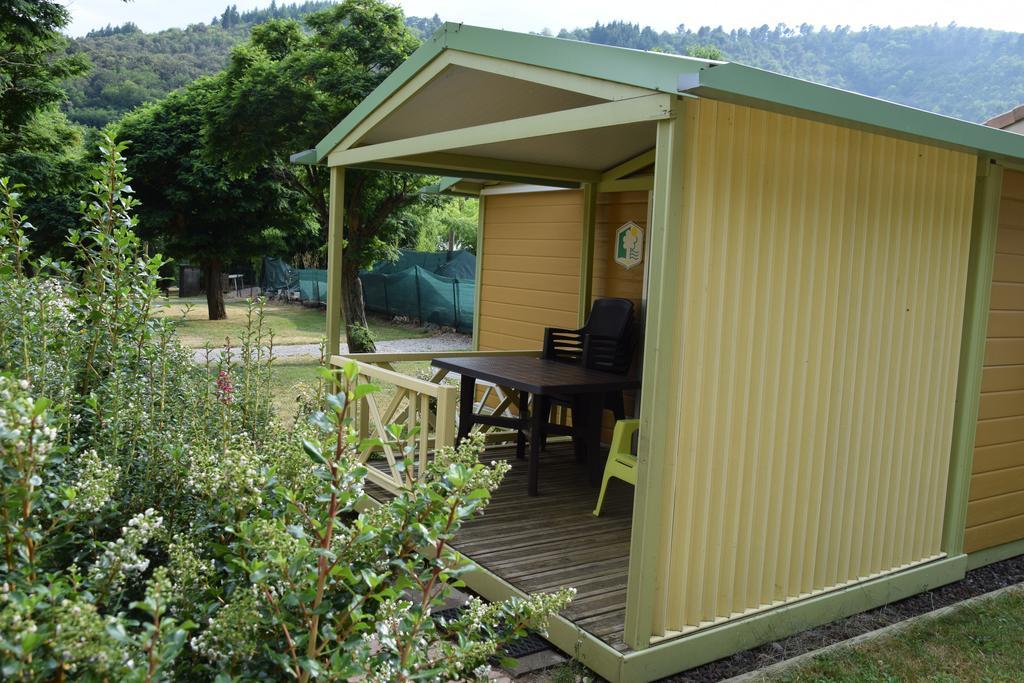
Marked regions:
[203,258,226,321]
[341,263,375,353]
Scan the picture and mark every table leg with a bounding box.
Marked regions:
[581,394,606,486]
[457,375,475,445]
[528,393,544,496]
[516,391,528,460]
[569,395,587,464]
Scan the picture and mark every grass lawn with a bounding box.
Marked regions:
[768,586,1024,682]
[158,296,430,348]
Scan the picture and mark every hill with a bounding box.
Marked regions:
[62,5,1024,127]
[62,2,442,127]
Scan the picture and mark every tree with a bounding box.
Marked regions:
[0,0,88,138]
[204,0,430,352]
[0,0,91,258]
[411,197,479,254]
[118,77,311,320]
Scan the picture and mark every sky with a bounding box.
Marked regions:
[60,0,1024,37]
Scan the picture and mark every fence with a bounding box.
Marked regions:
[265,252,475,334]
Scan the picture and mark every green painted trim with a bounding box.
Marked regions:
[578,183,597,325]
[313,23,714,162]
[601,148,655,182]
[472,195,485,351]
[618,554,968,682]
[680,64,1024,163]
[326,167,345,357]
[966,537,1024,570]
[326,94,672,167]
[289,148,317,165]
[596,176,654,193]
[942,159,1003,555]
[623,98,688,650]
[358,153,595,186]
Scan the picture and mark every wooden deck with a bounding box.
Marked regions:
[367,443,636,653]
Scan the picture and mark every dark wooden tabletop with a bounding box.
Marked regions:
[432,355,641,395]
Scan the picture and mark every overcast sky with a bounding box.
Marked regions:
[60,0,1024,37]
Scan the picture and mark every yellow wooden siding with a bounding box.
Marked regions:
[967,169,1024,552]
[477,191,582,351]
[592,191,649,434]
[647,99,975,638]
[592,190,648,307]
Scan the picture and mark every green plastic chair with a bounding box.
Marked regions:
[593,419,640,516]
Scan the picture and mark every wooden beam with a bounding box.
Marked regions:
[328,94,672,167]
[601,148,656,182]
[623,98,686,651]
[369,152,600,184]
[597,176,654,193]
[578,182,597,324]
[326,167,345,357]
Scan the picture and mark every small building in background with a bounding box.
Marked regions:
[986,104,1024,132]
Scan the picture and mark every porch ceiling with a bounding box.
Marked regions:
[360,64,607,146]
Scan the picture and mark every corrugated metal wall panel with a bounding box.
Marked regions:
[648,99,976,638]
[967,169,1024,552]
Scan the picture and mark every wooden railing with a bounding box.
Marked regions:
[330,349,540,494]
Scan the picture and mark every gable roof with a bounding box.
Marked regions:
[305,23,1024,166]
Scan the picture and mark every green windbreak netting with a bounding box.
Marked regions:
[298,269,328,305]
[288,252,476,333]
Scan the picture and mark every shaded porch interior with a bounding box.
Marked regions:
[365,442,637,653]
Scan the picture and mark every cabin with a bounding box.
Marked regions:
[291,24,1024,682]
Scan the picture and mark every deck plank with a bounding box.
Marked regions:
[364,443,634,653]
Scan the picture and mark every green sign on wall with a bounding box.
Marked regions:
[614,221,644,270]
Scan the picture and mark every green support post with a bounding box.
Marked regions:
[623,97,687,650]
[326,166,345,358]
[472,194,485,351]
[942,158,1003,555]
[578,182,597,324]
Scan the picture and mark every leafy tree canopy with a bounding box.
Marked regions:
[118,77,313,319]
[203,0,429,350]
[0,0,88,136]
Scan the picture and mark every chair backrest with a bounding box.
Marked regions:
[583,298,634,339]
[542,298,636,371]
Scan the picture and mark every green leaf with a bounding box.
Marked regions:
[302,439,328,466]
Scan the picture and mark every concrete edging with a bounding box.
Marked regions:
[722,582,1024,683]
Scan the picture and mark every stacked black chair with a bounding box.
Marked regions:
[537,298,636,450]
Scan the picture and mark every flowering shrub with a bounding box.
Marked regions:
[0,136,572,680]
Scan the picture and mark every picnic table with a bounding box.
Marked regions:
[430,355,641,496]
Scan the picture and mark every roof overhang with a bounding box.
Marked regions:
[677,62,1024,163]
[296,23,1024,180]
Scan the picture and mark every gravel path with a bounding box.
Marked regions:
[192,332,472,362]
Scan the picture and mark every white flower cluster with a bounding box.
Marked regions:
[184,436,268,509]
[69,448,119,515]
[87,508,164,592]
[36,278,75,324]
[0,376,58,463]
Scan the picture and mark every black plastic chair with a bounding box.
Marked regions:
[538,298,636,449]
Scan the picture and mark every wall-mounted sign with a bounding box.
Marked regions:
[614,221,644,270]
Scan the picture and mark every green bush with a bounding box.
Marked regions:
[0,136,572,681]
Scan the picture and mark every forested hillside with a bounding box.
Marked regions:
[62,2,443,126]
[64,5,1024,127]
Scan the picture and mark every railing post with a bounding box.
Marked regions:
[434,384,459,451]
